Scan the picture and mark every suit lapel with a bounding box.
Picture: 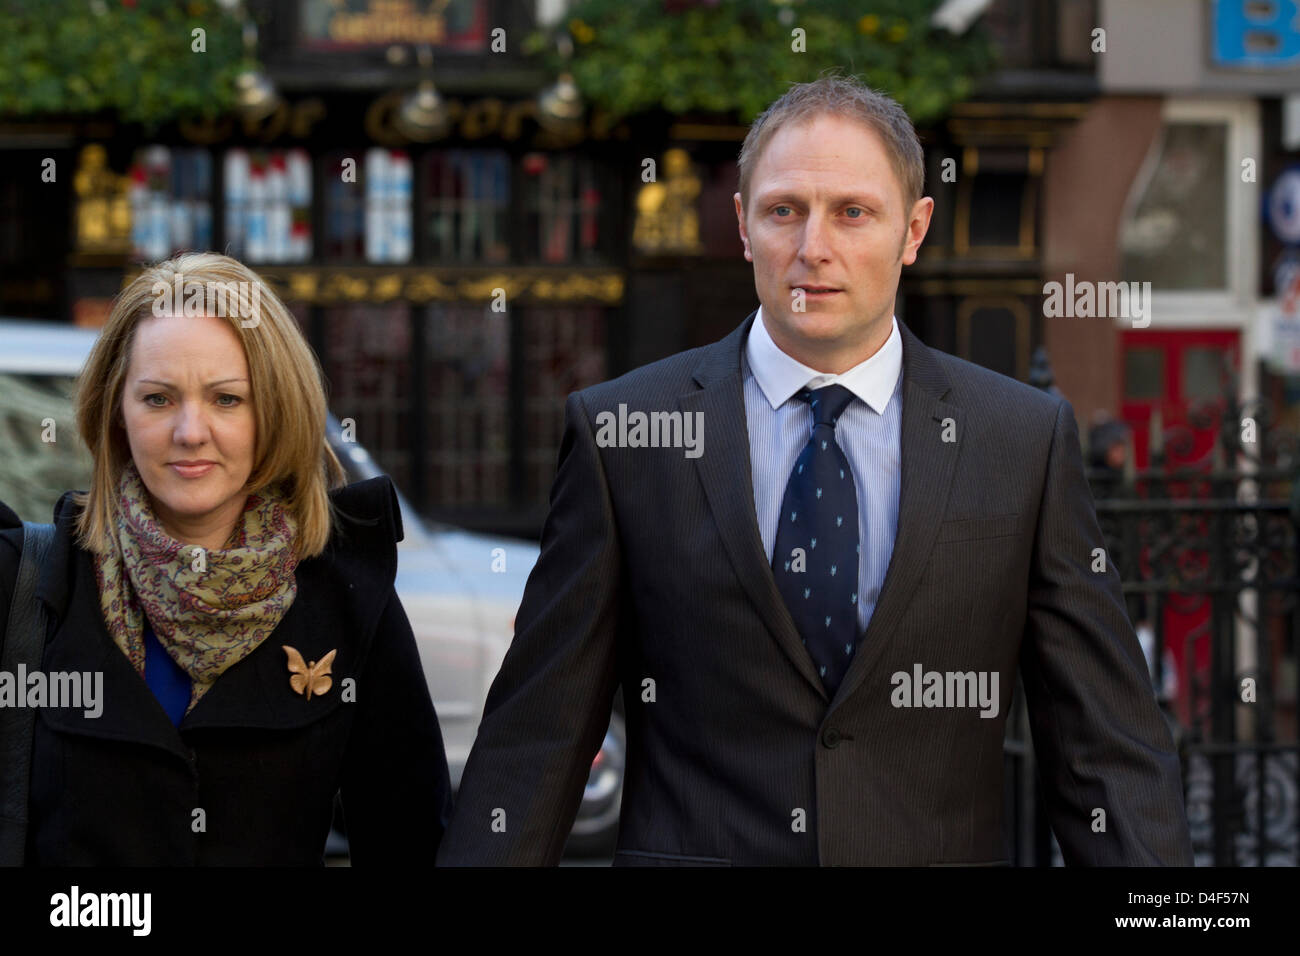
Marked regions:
[682,312,961,706]
[829,320,961,712]
[680,311,827,698]
[682,311,832,698]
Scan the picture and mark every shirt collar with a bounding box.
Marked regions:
[745,303,902,414]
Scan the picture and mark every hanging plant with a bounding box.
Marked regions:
[526,0,997,125]
[0,0,248,129]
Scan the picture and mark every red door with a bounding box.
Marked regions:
[1118,329,1240,727]
[1119,329,1240,468]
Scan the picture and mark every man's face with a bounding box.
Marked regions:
[734,113,932,370]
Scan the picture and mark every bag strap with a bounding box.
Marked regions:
[0,521,55,866]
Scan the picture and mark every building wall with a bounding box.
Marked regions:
[1100,0,1300,95]
[1041,95,1163,429]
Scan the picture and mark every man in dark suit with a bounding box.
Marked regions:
[438,76,1194,866]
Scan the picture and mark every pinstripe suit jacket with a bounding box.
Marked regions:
[437,310,1195,866]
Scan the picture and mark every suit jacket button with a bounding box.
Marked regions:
[822,728,841,749]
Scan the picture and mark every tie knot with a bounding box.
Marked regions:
[799,383,855,428]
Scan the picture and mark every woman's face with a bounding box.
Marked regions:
[121,311,256,548]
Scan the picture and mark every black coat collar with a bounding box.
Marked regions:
[29,478,402,762]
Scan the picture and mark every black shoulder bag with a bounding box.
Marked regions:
[0,521,55,866]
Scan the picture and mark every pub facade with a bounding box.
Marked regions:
[2,0,1105,537]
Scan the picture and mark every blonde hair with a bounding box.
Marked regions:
[737,74,925,214]
[73,252,346,558]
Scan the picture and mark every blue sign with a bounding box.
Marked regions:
[1269,167,1300,244]
[1213,0,1300,67]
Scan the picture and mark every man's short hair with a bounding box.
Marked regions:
[737,74,925,214]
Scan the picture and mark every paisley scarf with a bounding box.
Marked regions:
[94,461,299,714]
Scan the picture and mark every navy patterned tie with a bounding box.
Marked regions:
[771,384,860,696]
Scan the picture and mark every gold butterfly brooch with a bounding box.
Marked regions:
[282,645,338,700]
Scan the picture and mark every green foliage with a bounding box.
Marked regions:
[528,0,997,125]
[0,0,247,129]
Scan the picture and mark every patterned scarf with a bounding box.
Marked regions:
[94,461,299,714]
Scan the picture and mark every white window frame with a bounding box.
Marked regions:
[1119,97,1260,329]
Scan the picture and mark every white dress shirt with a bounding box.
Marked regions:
[742,304,904,635]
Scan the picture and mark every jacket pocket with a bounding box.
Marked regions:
[934,513,1020,543]
[614,849,732,866]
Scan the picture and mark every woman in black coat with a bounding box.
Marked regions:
[0,252,451,865]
